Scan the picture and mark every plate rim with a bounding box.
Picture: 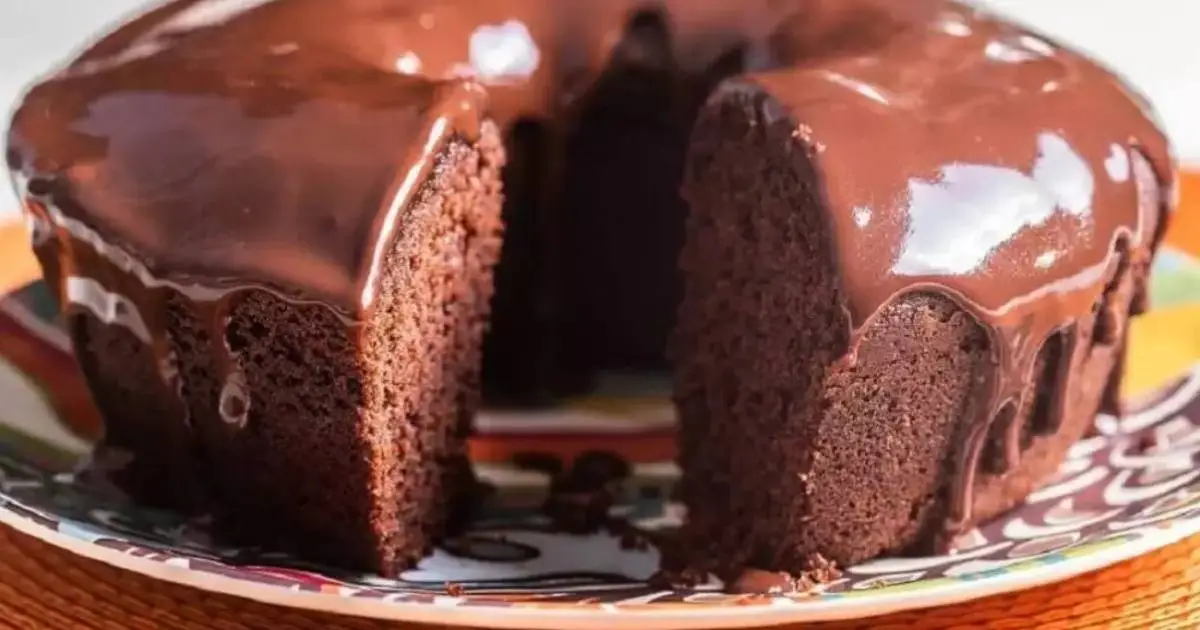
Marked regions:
[1,275,1198,627]
[1,491,1198,629]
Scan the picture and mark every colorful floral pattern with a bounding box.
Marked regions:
[0,298,1198,625]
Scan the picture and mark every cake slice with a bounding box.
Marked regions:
[670,16,1173,581]
[8,50,504,575]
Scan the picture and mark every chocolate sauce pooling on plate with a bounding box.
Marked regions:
[5,0,1175,529]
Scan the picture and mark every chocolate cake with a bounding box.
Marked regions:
[6,0,1173,578]
[9,37,507,573]
[671,4,1174,581]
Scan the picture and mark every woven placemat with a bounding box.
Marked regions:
[0,524,1196,630]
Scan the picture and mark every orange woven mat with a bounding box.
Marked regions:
[0,523,1195,629]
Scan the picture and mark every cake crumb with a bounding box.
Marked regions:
[444,582,464,596]
[726,554,841,595]
[648,566,707,589]
[729,569,800,594]
[538,450,631,534]
[803,553,843,583]
[728,567,826,595]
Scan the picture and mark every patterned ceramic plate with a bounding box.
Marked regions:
[1,275,1199,630]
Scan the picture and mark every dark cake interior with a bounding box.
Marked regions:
[483,8,728,404]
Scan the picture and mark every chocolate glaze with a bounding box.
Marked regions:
[5,0,800,309]
[730,1,1174,531]
[5,0,803,409]
[11,58,484,313]
[5,0,1174,534]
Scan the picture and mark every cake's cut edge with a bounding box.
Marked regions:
[671,82,848,578]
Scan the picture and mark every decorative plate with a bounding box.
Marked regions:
[0,278,1199,629]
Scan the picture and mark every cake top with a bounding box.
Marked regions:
[8,0,507,312]
[736,1,1173,440]
[749,1,1173,327]
[6,0,1173,319]
[5,0,796,314]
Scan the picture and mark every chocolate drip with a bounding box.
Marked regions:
[979,401,1016,476]
[1020,327,1072,448]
